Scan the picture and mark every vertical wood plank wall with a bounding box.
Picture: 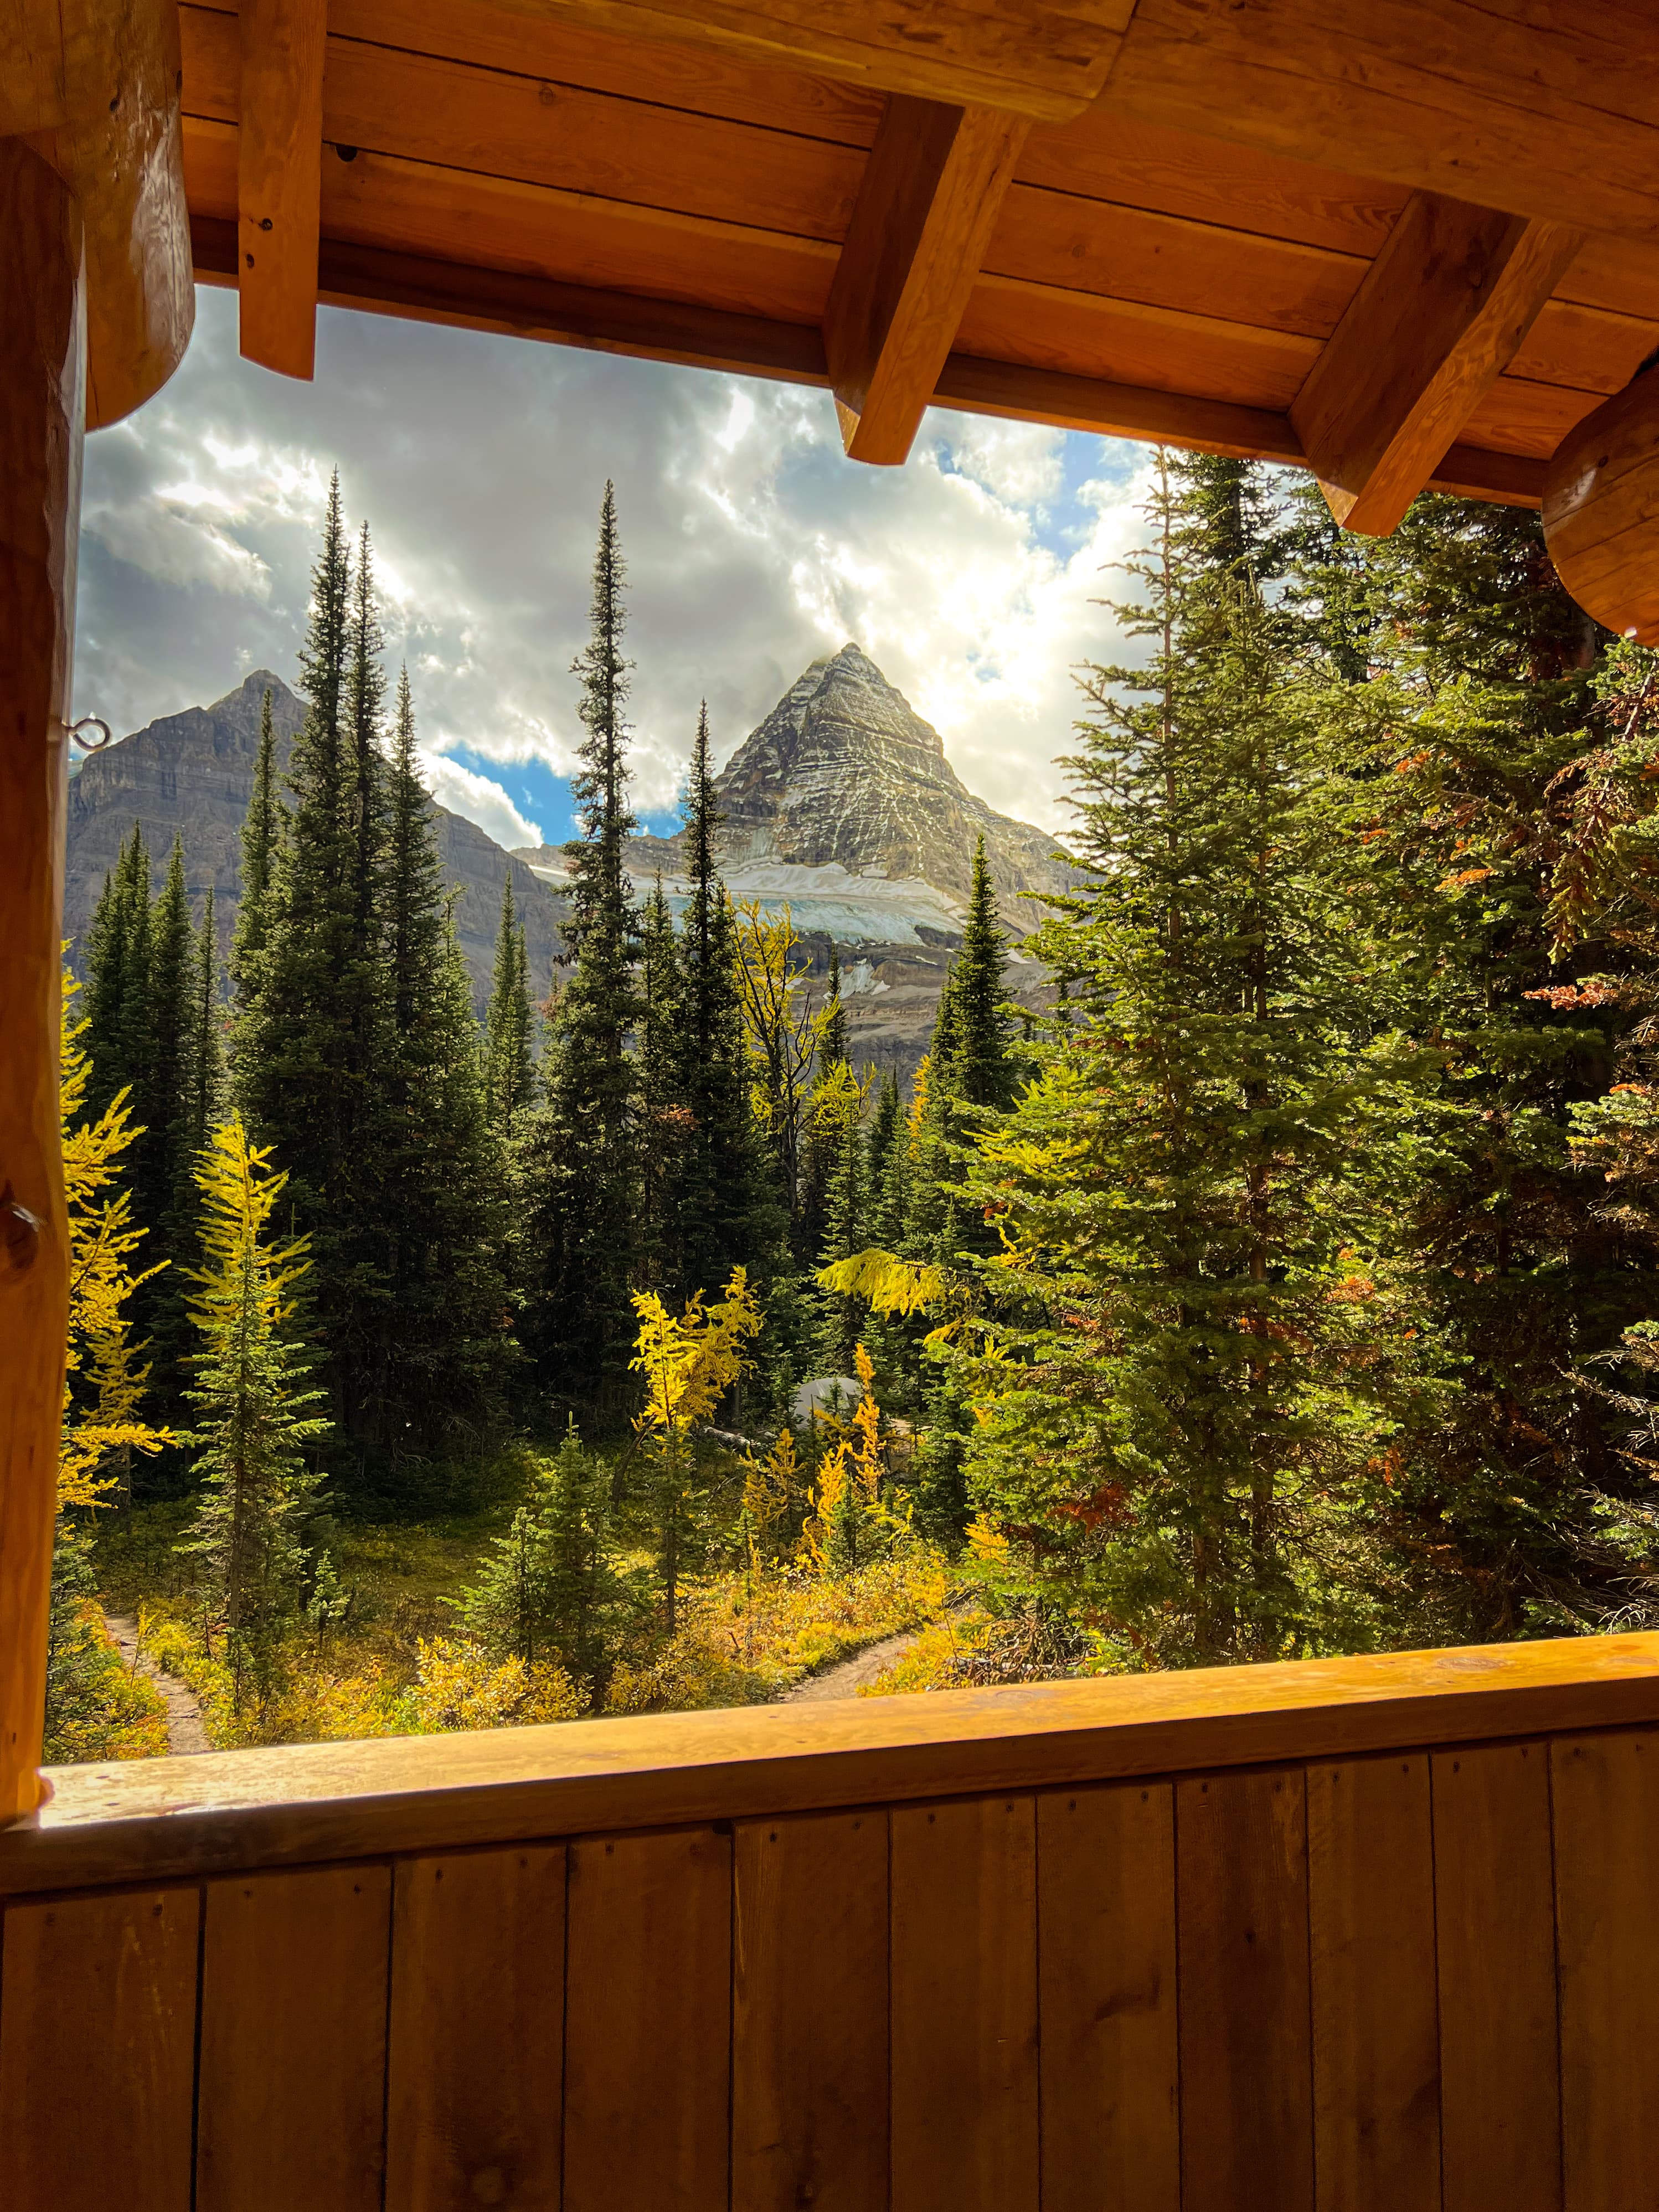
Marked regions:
[2,1725,1656,2210]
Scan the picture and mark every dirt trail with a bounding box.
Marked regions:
[104,1613,214,1754]
[779,1628,920,1703]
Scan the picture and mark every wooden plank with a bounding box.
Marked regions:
[17,1637,1659,1897]
[386,1845,566,2212]
[185,0,888,147]
[182,8,866,244]
[238,0,326,377]
[563,1826,730,2212]
[1037,1782,1179,2212]
[197,1865,392,2212]
[1553,1729,1659,2212]
[890,1794,1038,2212]
[1177,1766,1313,2212]
[1461,377,1604,462]
[826,95,1029,463]
[732,1808,888,2212]
[0,1888,199,2210]
[1431,1742,1560,2212]
[936,351,1303,460]
[1290,191,1585,535]
[0,143,80,1825]
[516,0,1137,121]
[1307,1756,1440,2212]
[1099,0,1659,250]
[183,116,838,326]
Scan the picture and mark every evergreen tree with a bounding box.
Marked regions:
[667,702,775,1301]
[484,870,536,1142]
[378,678,514,1465]
[123,837,197,1435]
[520,484,643,1420]
[230,690,282,1095]
[813,1088,868,1374]
[637,874,688,1285]
[944,836,1016,1111]
[184,889,226,1166]
[81,823,152,1121]
[954,456,1410,1664]
[818,943,847,1068]
[239,475,394,1479]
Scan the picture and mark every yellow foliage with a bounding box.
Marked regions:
[740,1425,799,1533]
[186,1117,312,1335]
[58,970,172,1509]
[401,1637,584,1734]
[631,1266,763,1446]
[45,1603,171,1761]
[816,1246,950,1318]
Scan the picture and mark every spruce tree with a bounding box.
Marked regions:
[230,690,282,1095]
[813,1091,868,1374]
[185,889,226,1164]
[239,475,394,1480]
[668,702,775,1301]
[484,871,536,1142]
[946,836,1016,1111]
[520,483,643,1421]
[82,823,152,1121]
[378,672,513,1465]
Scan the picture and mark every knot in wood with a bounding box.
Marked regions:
[1,1185,43,1277]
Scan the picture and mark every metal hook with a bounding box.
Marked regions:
[67,714,114,751]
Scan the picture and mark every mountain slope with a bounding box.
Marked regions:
[65,672,568,1008]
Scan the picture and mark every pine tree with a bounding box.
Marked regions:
[666,702,775,1302]
[520,483,643,1420]
[185,889,226,1164]
[127,837,197,1433]
[952,456,1409,1664]
[230,690,282,1095]
[81,823,152,1121]
[818,943,847,1068]
[378,678,513,1464]
[813,1087,868,1374]
[945,836,1016,1111]
[484,870,536,1142]
[239,479,395,1479]
[177,1120,332,1713]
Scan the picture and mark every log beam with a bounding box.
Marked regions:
[825,95,1027,465]
[527,0,1135,122]
[1542,371,1659,644]
[0,141,84,1826]
[1290,192,1584,537]
[238,0,327,378]
[9,0,193,427]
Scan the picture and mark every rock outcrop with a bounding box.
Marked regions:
[65,672,569,1009]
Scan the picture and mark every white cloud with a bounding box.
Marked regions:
[418,753,544,850]
[73,286,1162,838]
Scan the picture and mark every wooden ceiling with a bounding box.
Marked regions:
[23,1,1659,523]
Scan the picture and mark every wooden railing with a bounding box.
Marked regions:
[3,1636,1659,2210]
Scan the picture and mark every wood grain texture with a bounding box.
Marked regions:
[1177,1766,1313,2212]
[17,1636,1659,1893]
[238,0,326,376]
[10,0,194,427]
[1431,1742,1561,2212]
[826,95,1028,462]
[563,1826,730,2212]
[1037,1783,1178,2212]
[0,1888,199,2210]
[0,142,81,1825]
[387,1846,566,2212]
[732,1809,888,2212]
[1543,373,1659,644]
[197,1864,392,2212]
[507,0,1135,120]
[1307,1757,1440,2212]
[1100,0,1659,249]
[1291,191,1584,535]
[890,1795,1038,2212]
[1552,1729,1659,2212]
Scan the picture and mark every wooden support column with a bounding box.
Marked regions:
[1290,191,1583,537]
[238,0,327,378]
[0,138,84,1825]
[825,95,1028,466]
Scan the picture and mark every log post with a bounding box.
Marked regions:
[0,141,85,1823]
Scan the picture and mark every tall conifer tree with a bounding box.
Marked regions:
[520,483,643,1419]
[230,691,282,1094]
[485,873,537,1141]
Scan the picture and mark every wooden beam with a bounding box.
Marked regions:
[1096,0,1659,250]
[0,142,83,1827]
[1290,192,1584,536]
[826,95,1028,464]
[13,0,193,428]
[1542,372,1659,644]
[238,0,327,378]
[527,0,1136,122]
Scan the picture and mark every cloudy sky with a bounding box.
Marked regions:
[73,285,1158,852]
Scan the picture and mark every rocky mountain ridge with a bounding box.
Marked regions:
[65,672,569,1012]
